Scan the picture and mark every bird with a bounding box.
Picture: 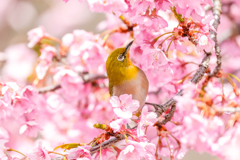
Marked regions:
[106,40,149,109]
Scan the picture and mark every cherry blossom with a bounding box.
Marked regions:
[171,0,212,20]
[87,0,128,15]
[92,147,117,160]
[2,0,240,160]
[53,68,85,97]
[64,30,107,73]
[28,142,51,160]
[110,118,131,132]
[198,35,215,52]
[110,94,139,119]
[36,45,56,79]
[19,121,41,137]
[137,106,158,137]
[117,140,156,160]
[27,26,47,48]
[0,127,9,153]
[67,146,92,160]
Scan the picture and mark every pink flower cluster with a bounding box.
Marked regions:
[108,95,158,159]
[0,83,42,138]
[63,30,108,74]
[1,0,240,159]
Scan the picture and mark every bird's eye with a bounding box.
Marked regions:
[117,54,124,61]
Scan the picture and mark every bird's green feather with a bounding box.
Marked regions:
[106,47,139,95]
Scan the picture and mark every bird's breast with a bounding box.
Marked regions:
[112,69,149,108]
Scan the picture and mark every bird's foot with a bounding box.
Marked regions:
[145,102,165,114]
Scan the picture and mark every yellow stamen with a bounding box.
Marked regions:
[228,73,240,84]
[124,134,129,143]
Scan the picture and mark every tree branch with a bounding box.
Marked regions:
[157,105,176,125]
[218,107,240,113]
[83,74,107,83]
[38,84,61,94]
[90,134,125,155]
[38,74,107,94]
[208,0,222,78]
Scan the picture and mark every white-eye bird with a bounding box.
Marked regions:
[106,41,149,108]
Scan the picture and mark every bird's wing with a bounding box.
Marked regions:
[109,82,113,96]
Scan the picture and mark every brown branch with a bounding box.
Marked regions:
[146,90,183,117]
[38,74,107,94]
[82,74,107,83]
[208,0,222,78]
[90,134,125,155]
[218,107,240,113]
[157,105,176,125]
[38,84,61,94]
[190,51,211,84]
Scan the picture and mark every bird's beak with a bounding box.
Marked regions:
[122,40,134,57]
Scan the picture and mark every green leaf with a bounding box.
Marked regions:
[93,123,107,130]
[54,143,81,151]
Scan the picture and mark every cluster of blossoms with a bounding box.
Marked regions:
[1,0,240,160]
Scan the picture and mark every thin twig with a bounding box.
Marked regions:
[218,107,240,113]
[38,74,107,94]
[83,74,107,83]
[38,84,61,94]
[90,134,125,155]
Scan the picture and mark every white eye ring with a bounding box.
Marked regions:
[117,55,124,61]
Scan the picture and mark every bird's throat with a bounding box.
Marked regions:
[111,64,139,86]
